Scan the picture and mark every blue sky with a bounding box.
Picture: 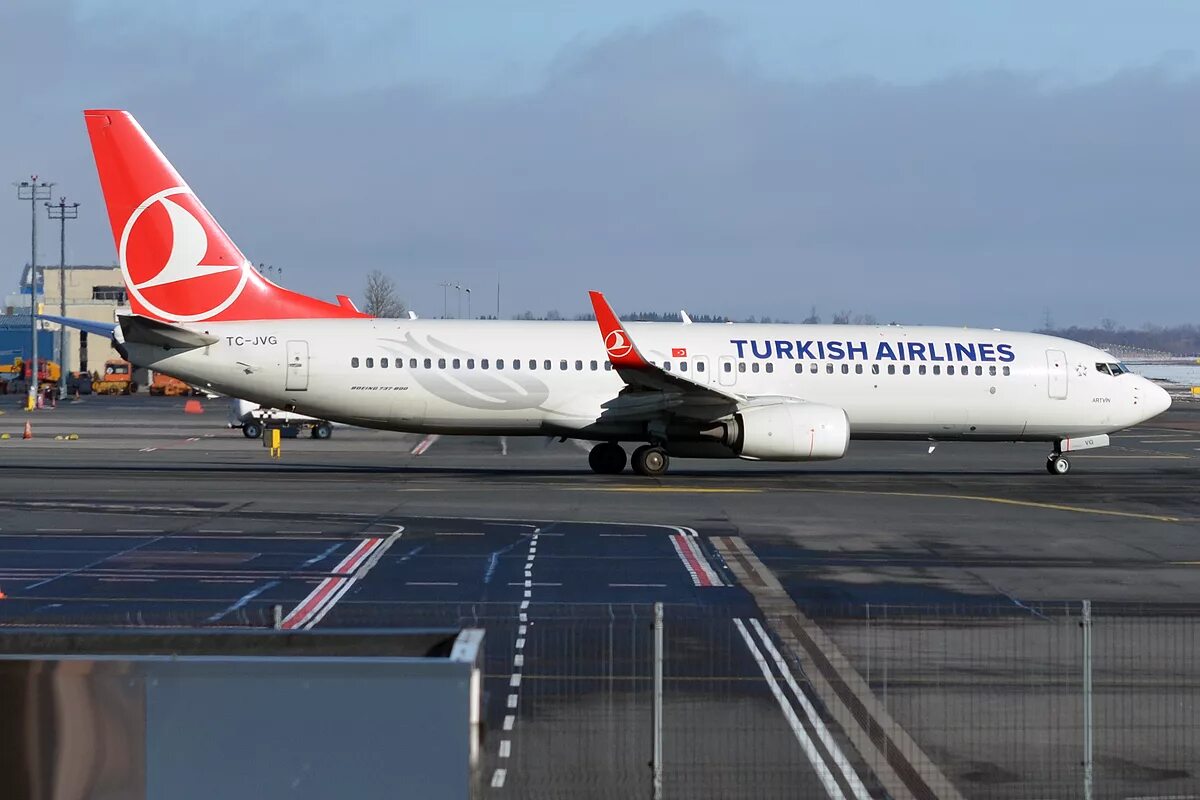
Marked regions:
[3,1,1199,327]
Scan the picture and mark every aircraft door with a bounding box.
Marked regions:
[1046,349,1067,399]
[717,356,736,387]
[286,340,310,391]
[691,356,711,385]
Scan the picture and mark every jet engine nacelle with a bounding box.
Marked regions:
[722,402,850,461]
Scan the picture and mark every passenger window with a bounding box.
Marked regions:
[434,358,443,369]
[351,357,360,368]
[544,360,552,371]
[888,364,896,375]
[604,362,613,371]
[902,365,911,375]
[512,359,520,370]
[423,358,432,369]
[409,358,417,368]
[989,365,997,376]
[947,365,955,375]
[1002,366,1010,376]
[529,360,537,370]
[826,363,834,374]
[590,360,598,371]
[918,365,926,375]
[764,363,772,373]
[380,357,389,368]
[975,366,983,376]
[366,357,374,368]
[679,362,688,372]
[467,359,475,369]
[871,364,879,375]
[738,362,747,373]
[575,360,583,370]
[497,359,505,369]
[810,363,818,374]
[932,365,940,375]
[841,364,849,374]
[698,362,706,373]
[452,358,461,369]
[481,359,489,369]
[663,361,672,372]
[794,363,803,374]
[751,363,760,373]
[724,362,733,373]
[855,364,863,374]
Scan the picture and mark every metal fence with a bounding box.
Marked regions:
[3,601,1198,799]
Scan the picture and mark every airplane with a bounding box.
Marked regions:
[64,109,1171,477]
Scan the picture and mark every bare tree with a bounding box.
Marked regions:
[832,309,852,325]
[801,305,821,325]
[362,270,407,318]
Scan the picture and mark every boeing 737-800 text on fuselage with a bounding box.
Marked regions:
[69,109,1171,477]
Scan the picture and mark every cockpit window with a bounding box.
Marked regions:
[1095,363,1112,376]
[1096,362,1127,376]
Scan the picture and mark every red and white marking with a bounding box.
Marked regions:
[670,530,723,587]
[280,534,391,630]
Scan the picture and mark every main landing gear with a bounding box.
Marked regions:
[588,442,671,476]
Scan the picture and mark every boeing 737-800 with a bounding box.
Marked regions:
[61,109,1171,477]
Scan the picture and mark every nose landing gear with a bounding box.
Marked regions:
[1046,453,1071,475]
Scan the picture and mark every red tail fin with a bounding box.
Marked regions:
[84,110,367,323]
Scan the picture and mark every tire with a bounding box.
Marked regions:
[631,445,670,477]
[588,442,626,474]
[128,382,139,394]
[312,422,333,440]
[1047,455,1070,475]
[242,422,263,439]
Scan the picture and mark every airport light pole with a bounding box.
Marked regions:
[15,177,54,411]
[465,287,471,320]
[453,282,463,319]
[47,197,79,397]
[438,281,451,318]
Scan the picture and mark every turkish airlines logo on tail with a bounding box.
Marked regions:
[119,187,250,321]
[605,329,633,358]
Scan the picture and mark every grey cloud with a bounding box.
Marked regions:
[1,4,1197,329]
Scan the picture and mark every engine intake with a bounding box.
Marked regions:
[717,402,850,461]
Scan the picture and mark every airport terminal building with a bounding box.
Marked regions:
[2,263,126,374]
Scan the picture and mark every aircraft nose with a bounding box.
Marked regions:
[1144,380,1171,419]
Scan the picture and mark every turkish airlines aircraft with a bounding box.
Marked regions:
[70,109,1171,477]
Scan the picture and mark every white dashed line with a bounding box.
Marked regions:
[516,638,525,649]
[116,529,163,533]
[507,694,518,708]
[510,673,522,688]
[491,769,507,788]
[514,654,524,667]
[520,600,529,610]
[499,740,511,758]
[35,528,82,533]
[609,583,668,588]
[503,715,515,731]
[518,625,527,635]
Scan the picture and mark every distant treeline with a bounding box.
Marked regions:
[509,307,888,325]
[1038,323,1200,356]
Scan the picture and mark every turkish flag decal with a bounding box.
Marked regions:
[672,347,688,358]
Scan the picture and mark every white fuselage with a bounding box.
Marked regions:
[124,319,1170,448]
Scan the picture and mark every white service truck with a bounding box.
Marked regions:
[228,398,335,440]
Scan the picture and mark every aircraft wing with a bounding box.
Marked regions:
[37,313,118,339]
[588,291,743,419]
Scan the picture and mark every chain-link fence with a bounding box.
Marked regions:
[2,601,1198,798]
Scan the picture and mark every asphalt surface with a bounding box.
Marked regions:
[1,394,1199,798]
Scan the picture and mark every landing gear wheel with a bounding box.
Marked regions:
[588,442,627,474]
[311,422,333,440]
[242,421,263,439]
[1046,454,1070,475]
[631,445,670,477]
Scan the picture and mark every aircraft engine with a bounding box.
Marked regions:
[699,402,850,461]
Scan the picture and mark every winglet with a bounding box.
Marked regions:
[588,291,650,369]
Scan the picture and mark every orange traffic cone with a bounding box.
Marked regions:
[23,421,33,440]
[0,586,6,600]
[183,399,204,414]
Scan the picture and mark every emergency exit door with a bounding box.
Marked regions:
[1046,349,1067,399]
[286,340,309,391]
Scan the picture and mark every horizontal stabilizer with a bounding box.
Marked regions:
[37,314,118,339]
[118,314,220,349]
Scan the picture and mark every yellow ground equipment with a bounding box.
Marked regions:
[149,372,198,396]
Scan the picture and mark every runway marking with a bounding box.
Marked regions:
[411,434,440,456]
[35,528,81,533]
[208,579,280,622]
[599,533,646,537]
[490,769,506,788]
[277,530,322,535]
[499,740,511,758]
[406,581,458,586]
[1138,439,1200,444]
[518,625,527,635]
[507,694,518,708]
[197,529,242,534]
[670,533,723,587]
[609,583,667,588]
[516,638,525,650]
[783,488,1183,523]
[279,529,402,630]
[573,487,761,494]
[748,618,871,800]
[733,618,848,800]
[116,529,164,533]
[97,577,156,583]
[503,715,514,731]
[298,542,342,569]
[510,673,522,688]
[513,654,524,667]
[508,581,560,587]
[436,531,485,536]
